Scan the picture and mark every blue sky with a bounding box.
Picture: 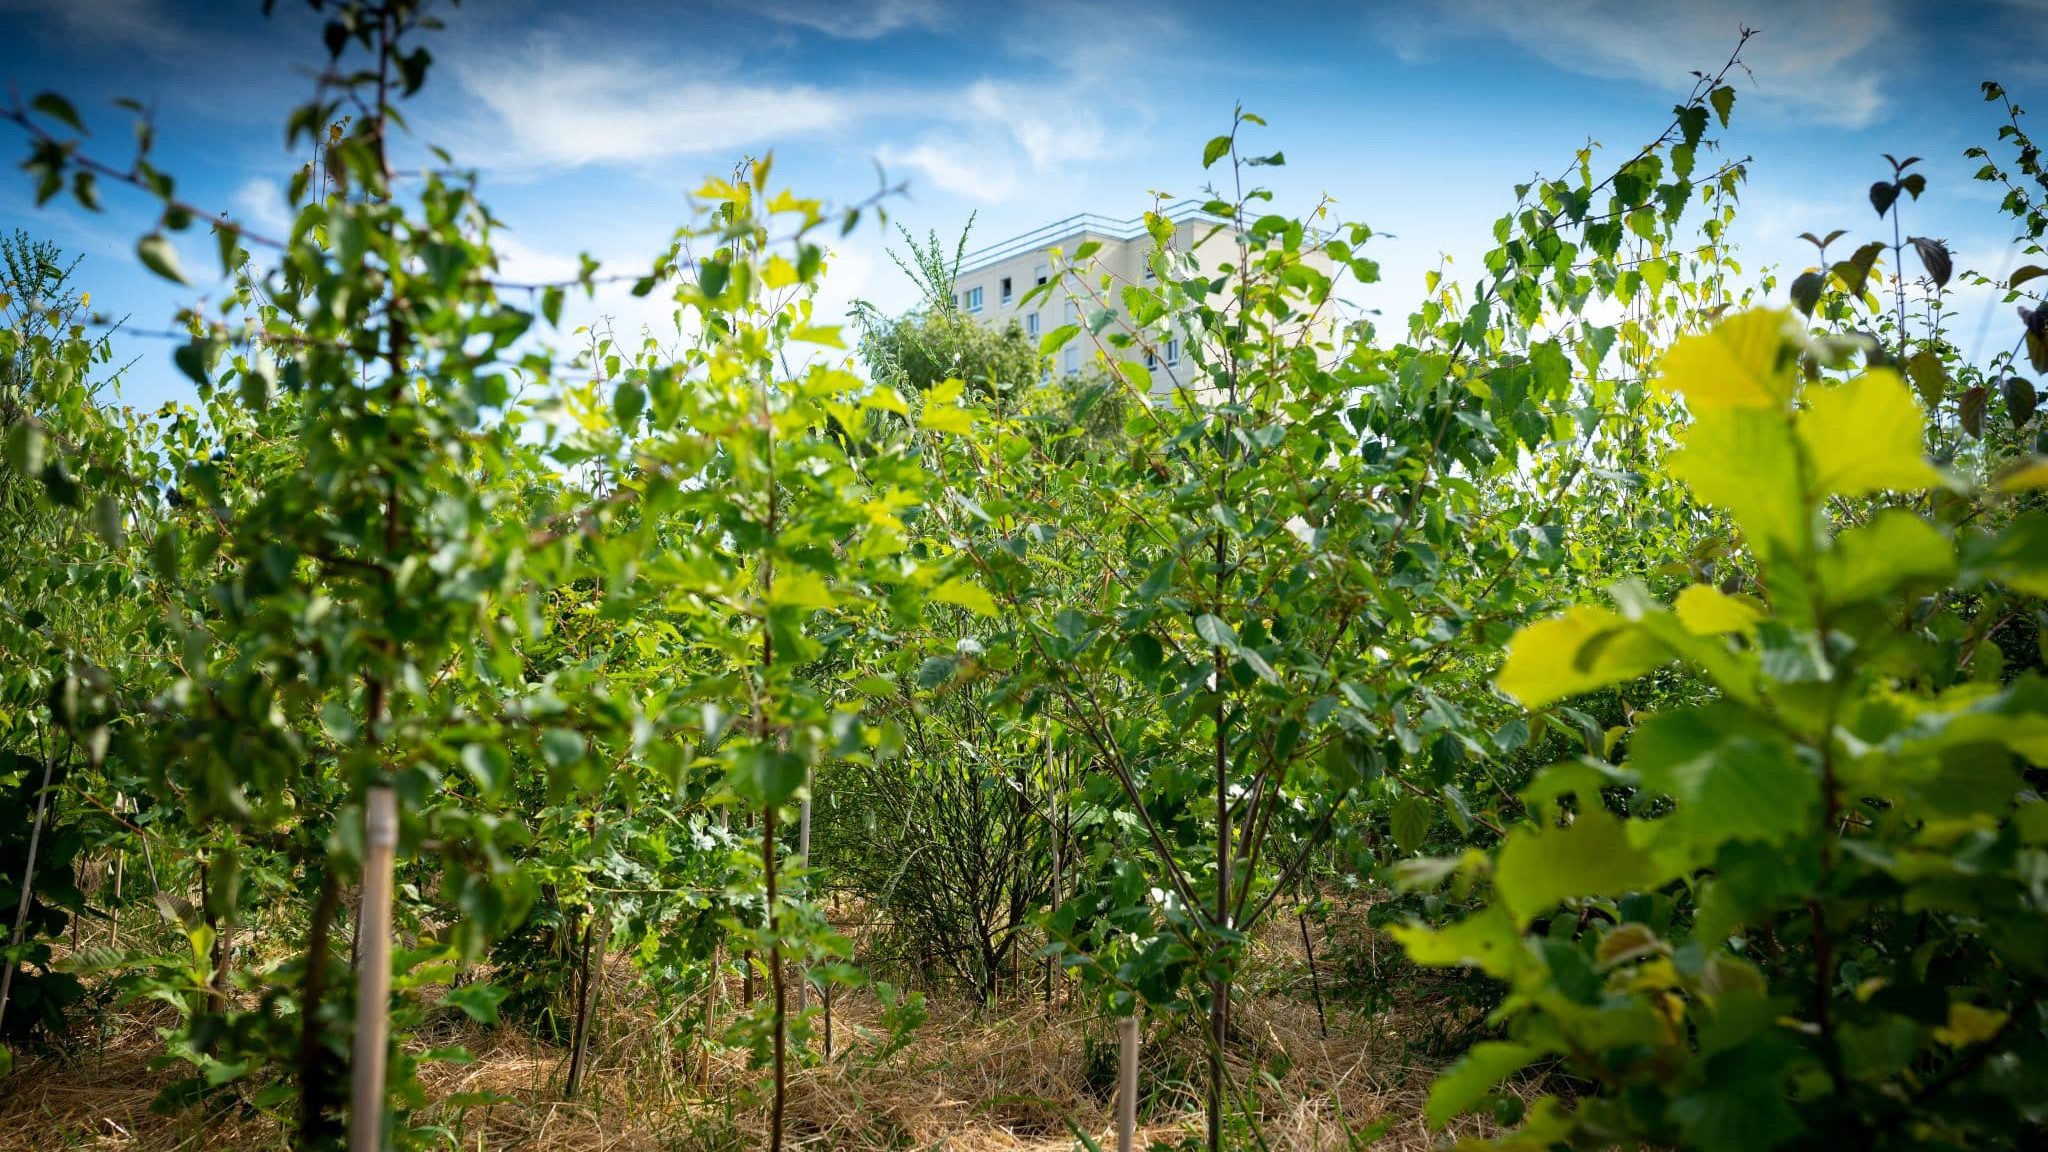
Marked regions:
[1,0,2041,411]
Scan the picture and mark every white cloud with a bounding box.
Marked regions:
[447,35,855,170]
[749,0,947,39]
[228,177,293,240]
[1387,0,1897,129]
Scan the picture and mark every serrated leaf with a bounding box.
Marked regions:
[1709,85,1736,128]
[1496,605,1668,709]
[1905,349,1948,407]
[1202,135,1232,168]
[1495,802,1660,925]
[1797,369,1940,497]
[1654,309,1798,410]
[1390,795,1433,854]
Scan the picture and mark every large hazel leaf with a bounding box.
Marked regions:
[1654,310,1800,410]
[1796,369,1940,498]
[1818,510,1955,606]
[1426,1041,1545,1129]
[1496,605,1669,709]
[1625,704,1814,873]
[1495,802,1661,925]
[1672,407,1805,554]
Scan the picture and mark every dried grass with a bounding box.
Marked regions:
[1,907,1503,1151]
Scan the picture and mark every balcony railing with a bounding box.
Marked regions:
[957,198,1230,274]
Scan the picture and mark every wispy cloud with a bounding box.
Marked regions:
[747,0,948,39]
[0,0,198,55]
[444,35,856,170]
[1386,0,1898,129]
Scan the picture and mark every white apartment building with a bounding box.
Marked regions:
[949,199,1243,394]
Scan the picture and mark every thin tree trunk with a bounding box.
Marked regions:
[108,849,122,950]
[564,909,599,1098]
[298,869,343,1148]
[1117,1014,1139,1152]
[1046,734,1059,1006]
[349,786,398,1152]
[797,772,811,1014]
[0,750,57,1035]
[1209,691,1230,1152]
[1299,906,1327,1039]
[764,802,786,1152]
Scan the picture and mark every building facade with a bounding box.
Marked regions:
[949,200,1242,394]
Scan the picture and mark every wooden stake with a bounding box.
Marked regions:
[564,909,599,1098]
[1117,1014,1139,1152]
[349,786,397,1152]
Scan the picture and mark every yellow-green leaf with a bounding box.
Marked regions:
[1993,457,2048,493]
[1654,309,1799,411]
[921,403,974,435]
[931,577,999,617]
[765,570,838,611]
[1673,584,1762,635]
[1496,605,1668,709]
[1797,369,1940,497]
[1671,406,1805,554]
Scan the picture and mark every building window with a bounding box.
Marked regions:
[1026,312,1039,337]
[1000,276,1012,303]
[1064,300,1078,324]
[1165,337,1180,367]
[1064,348,1079,376]
[1034,263,1048,286]
[966,286,983,313]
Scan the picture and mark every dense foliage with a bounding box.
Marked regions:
[0,6,2044,1152]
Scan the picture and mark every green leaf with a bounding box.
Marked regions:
[766,570,838,611]
[1193,613,1239,652]
[1709,85,1736,128]
[930,577,998,617]
[611,379,645,431]
[2003,375,2037,430]
[1819,510,1955,606]
[1038,323,1079,354]
[137,233,186,284]
[1797,369,1940,497]
[1202,135,1232,168]
[1789,270,1823,318]
[1496,605,1668,709]
[1426,1042,1544,1129]
[1673,406,1805,554]
[1495,802,1661,926]
[1905,349,1948,407]
[31,91,85,133]
[1390,795,1433,854]
[1389,904,1522,980]
[442,982,510,1025]
[1960,385,1988,439]
[1625,703,1813,873]
[540,728,586,771]
[1654,309,1797,411]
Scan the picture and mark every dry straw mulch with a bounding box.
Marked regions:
[2,910,1502,1151]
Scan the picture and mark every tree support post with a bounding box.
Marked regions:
[349,786,397,1152]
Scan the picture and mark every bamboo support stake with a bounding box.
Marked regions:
[349,786,398,1152]
[797,763,811,1014]
[1117,1014,1139,1152]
